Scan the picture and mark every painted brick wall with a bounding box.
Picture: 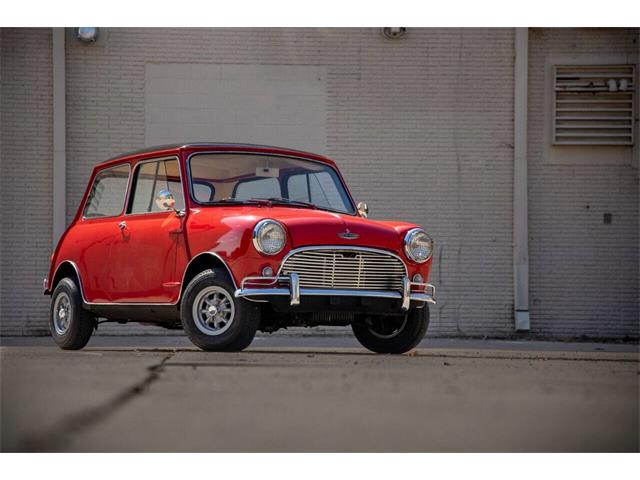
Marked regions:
[528,28,639,338]
[144,64,328,153]
[0,29,53,335]
[1,28,637,339]
[60,28,517,336]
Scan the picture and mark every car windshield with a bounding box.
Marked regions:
[188,153,355,214]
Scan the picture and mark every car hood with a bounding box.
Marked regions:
[263,207,418,252]
[190,205,421,257]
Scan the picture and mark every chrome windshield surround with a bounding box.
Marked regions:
[234,246,435,309]
[185,151,357,215]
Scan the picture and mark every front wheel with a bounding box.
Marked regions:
[181,269,260,351]
[352,305,429,354]
[49,277,95,350]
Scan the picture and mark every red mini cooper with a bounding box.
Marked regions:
[44,143,435,353]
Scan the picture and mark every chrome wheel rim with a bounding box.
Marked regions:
[367,315,408,339]
[53,292,72,335]
[192,286,235,336]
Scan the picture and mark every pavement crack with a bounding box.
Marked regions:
[17,353,174,452]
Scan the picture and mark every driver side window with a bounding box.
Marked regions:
[128,158,185,214]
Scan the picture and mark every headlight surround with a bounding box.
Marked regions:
[403,228,433,263]
[253,219,286,255]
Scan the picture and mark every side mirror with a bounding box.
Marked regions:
[357,201,369,218]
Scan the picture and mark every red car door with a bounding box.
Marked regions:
[108,157,189,303]
[75,163,132,303]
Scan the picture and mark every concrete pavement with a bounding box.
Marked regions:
[1,334,638,452]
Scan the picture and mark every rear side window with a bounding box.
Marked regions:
[83,164,131,219]
[128,158,185,214]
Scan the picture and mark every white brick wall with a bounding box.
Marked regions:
[64,28,518,336]
[1,28,638,338]
[528,28,639,338]
[1,28,53,335]
[145,63,327,153]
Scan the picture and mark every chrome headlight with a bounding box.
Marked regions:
[253,219,286,255]
[404,228,433,263]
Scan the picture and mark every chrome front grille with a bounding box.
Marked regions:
[280,248,406,291]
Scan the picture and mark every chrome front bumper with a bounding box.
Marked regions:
[234,273,436,310]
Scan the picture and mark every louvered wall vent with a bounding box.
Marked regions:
[553,65,635,146]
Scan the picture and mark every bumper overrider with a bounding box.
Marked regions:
[234,273,436,311]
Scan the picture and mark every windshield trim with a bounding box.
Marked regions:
[185,151,357,216]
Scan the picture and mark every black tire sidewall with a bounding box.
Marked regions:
[49,278,94,350]
[181,269,259,351]
[352,305,430,354]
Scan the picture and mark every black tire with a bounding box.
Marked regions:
[181,268,260,352]
[352,305,430,354]
[49,277,95,350]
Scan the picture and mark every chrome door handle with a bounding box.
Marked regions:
[118,221,127,230]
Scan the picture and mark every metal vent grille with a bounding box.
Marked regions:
[280,249,406,291]
[553,65,635,146]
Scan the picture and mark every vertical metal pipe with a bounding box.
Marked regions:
[513,28,530,331]
[52,28,66,248]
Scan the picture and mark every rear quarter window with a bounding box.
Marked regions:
[83,164,131,219]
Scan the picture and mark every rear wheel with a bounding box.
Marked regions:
[181,269,260,351]
[49,277,95,350]
[352,305,429,354]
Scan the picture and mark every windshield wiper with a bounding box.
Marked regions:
[211,198,272,206]
[256,197,318,209]
[212,197,321,211]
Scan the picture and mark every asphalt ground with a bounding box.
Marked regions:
[1,333,638,452]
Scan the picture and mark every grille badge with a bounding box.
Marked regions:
[338,229,359,240]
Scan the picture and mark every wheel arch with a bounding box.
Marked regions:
[50,261,86,301]
[180,252,237,302]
